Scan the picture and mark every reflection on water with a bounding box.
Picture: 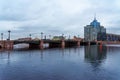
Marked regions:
[84,45,107,69]
[106,45,120,52]
[0,46,120,80]
[0,47,81,64]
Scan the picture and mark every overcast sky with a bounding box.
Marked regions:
[0,0,120,39]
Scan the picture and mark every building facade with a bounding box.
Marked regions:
[84,17,106,41]
[106,33,120,41]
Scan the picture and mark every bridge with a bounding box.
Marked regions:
[1,30,120,50]
[1,39,120,50]
[13,39,82,49]
[0,39,99,50]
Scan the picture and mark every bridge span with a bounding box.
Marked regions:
[13,39,82,49]
[0,39,118,50]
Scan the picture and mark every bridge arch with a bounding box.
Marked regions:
[14,43,30,49]
[0,43,3,49]
[14,40,41,49]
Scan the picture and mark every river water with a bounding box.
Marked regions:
[0,45,120,80]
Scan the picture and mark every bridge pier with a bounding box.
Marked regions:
[0,40,13,50]
[61,40,65,48]
[77,40,80,47]
[0,41,4,48]
[88,41,90,46]
[100,41,103,45]
[40,40,44,49]
[96,41,98,45]
[5,41,13,49]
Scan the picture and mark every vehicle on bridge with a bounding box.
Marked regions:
[17,37,32,41]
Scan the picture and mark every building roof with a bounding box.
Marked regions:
[90,17,100,28]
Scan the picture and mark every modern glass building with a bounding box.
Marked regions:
[84,17,106,41]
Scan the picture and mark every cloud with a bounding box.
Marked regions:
[0,0,120,39]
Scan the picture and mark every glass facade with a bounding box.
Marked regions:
[84,18,106,41]
[90,19,100,28]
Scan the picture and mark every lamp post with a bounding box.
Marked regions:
[41,32,43,40]
[29,34,32,40]
[78,35,80,38]
[8,30,11,40]
[1,33,3,40]
[62,34,64,40]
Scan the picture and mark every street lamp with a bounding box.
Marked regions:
[29,34,32,40]
[29,34,31,38]
[41,32,43,40]
[8,30,11,40]
[62,34,64,40]
[1,33,3,40]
